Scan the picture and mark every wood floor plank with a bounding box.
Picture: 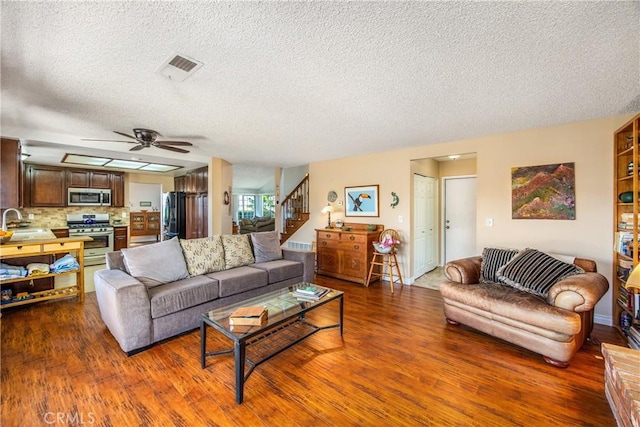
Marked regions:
[1,276,627,426]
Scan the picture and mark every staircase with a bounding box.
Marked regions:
[280,175,309,245]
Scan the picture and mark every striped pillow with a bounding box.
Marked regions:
[480,247,520,283]
[496,248,584,298]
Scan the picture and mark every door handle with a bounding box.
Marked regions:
[446,226,450,229]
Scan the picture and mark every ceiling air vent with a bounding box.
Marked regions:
[157,53,203,82]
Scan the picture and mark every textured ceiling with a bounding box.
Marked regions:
[1,1,639,181]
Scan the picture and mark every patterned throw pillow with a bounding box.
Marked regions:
[496,248,585,298]
[179,235,225,276]
[221,234,255,269]
[480,247,520,283]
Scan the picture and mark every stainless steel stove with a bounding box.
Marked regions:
[67,213,114,265]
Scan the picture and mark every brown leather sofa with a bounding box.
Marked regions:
[440,254,608,367]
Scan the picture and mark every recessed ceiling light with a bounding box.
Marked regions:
[62,153,182,173]
[448,155,460,160]
[105,159,149,169]
[62,153,110,166]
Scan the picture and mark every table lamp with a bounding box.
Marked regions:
[626,264,640,289]
[321,204,334,229]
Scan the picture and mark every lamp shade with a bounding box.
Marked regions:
[321,205,334,214]
[627,264,640,289]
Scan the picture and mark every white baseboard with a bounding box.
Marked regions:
[594,313,612,326]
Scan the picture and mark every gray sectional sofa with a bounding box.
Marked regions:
[94,232,314,355]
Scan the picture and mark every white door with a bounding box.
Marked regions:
[443,176,477,263]
[414,174,437,278]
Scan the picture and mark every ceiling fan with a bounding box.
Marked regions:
[82,128,193,153]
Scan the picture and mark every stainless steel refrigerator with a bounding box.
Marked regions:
[162,191,186,240]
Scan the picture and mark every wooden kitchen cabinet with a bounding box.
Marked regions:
[174,175,186,192]
[130,212,161,240]
[24,164,67,207]
[113,226,128,251]
[110,172,125,207]
[315,224,383,285]
[67,169,111,189]
[0,138,22,209]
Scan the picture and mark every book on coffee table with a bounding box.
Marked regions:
[229,306,268,326]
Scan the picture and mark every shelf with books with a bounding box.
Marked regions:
[613,113,640,342]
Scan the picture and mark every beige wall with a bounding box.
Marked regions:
[301,114,636,324]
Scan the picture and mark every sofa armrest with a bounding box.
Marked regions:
[547,272,609,312]
[282,248,315,283]
[443,256,482,284]
[94,269,153,354]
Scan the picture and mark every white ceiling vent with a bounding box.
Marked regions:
[157,53,203,82]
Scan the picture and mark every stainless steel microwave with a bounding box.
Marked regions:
[67,188,111,206]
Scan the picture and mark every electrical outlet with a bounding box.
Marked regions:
[485,218,493,227]
[122,212,127,218]
[28,213,34,220]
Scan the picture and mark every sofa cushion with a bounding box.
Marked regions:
[206,266,268,297]
[480,247,520,283]
[179,235,225,276]
[147,275,219,318]
[221,234,255,269]
[250,231,283,263]
[251,259,303,283]
[121,237,189,288]
[496,248,584,298]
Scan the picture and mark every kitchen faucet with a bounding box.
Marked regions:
[2,208,23,232]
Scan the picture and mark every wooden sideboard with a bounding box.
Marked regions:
[316,224,383,285]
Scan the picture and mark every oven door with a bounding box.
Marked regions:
[83,231,114,265]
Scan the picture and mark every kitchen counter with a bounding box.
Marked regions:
[1,235,93,247]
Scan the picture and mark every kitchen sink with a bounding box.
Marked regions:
[10,228,56,241]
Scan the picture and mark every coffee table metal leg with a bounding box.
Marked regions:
[200,320,206,368]
[235,340,246,403]
[339,295,344,336]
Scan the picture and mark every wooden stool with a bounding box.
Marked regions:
[365,229,403,294]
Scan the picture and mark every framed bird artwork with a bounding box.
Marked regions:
[344,185,379,217]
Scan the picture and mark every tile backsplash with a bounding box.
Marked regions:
[16,207,131,228]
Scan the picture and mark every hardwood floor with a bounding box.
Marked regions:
[1,276,626,426]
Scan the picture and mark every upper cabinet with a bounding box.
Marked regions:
[22,165,125,207]
[67,169,111,189]
[24,164,67,207]
[110,172,125,207]
[0,138,22,209]
[176,166,208,193]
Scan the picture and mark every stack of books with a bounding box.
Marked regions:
[293,285,329,301]
[229,306,268,326]
[628,326,640,350]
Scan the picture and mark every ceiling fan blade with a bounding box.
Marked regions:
[155,140,193,146]
[114,131,138,140]
[81,138,136,143]
[129,145,145,151]
[157,145,190,154]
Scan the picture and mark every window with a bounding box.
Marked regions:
[262,194,275,217]
[237,195,255,220]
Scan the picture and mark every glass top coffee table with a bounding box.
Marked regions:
[200,283,344,403]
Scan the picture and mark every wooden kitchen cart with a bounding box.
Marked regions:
[0,236,91,309]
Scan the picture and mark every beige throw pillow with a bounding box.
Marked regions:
[221,234,255,269]
[180,235,225,276]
